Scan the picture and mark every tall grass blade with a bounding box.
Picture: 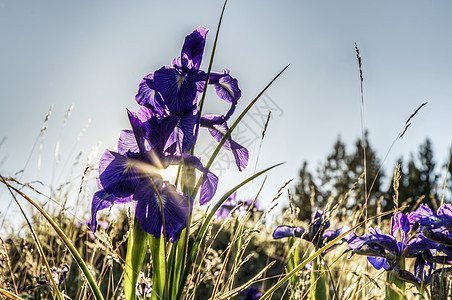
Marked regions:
[0,288,24,300]
[197,0,228,115]
[311,256,326,300]
[2,175,64,300]
[191,65,289,201]
[148,234,166,300]
[176,162,284,300]
[217,261,276,300]
[0,177,105,300]
[124,217,148,300]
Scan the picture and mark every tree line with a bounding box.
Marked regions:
[293,132,452,221]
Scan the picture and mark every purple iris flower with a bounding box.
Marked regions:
[411,203,452,232]
[240,286,262,300]
[36,264,70,287]
[411,203,452,269]
[347,212,437,272]
[90,109,218,241]
[216,193,260,220]
[239,198,260,213]
[216,192,238,220]
[273,209,349,253]
[135,26,246,170]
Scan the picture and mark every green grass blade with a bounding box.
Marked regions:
[171,230,186,299]
[311,256,327,300]
[148,234,166,300]
[0,177,104,300]
[124,217,148,300]
[191,65,289,202]
[205,65,289,171]
[0,288,24,300]
[176,162,283,300]
[2,175,64,300]
[197,0,228,115]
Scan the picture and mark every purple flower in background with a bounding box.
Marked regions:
[240,286,262,300]
[36,264,70,287]
[273,209,349,253]
[347,212,436,271]
[239,198,260,213]
[216,192,238,220]
[135,26,247,170]
[410,204,452,270]
[216,193,260,220]
[90,109,218,241]
[411,203,452,232]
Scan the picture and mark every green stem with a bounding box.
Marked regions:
[124,217,148,300]
[385,258,405,300]
[148,178,169,300]
[310,256,327,300]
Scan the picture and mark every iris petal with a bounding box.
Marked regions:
[135,72,166,115]
[323,225,350,247]
[180,26,208,71]
[90,190,115,231]
[406,234,439,255]
[391,212,411,245]
[147,115,179,154]
[118,130,139,155]
[201,114,249,171]
[368,256,389,270]
[127,110,150,154]
[210,71,241,104]
[134,181,163,238]
[98,150,141,198]
[166,108,199,153]
[90,189,133,232]
[169,153,218,205]
[200,169,219,206]
[154,67,201,115]
[272,225,305,239]
[134,180,192,241]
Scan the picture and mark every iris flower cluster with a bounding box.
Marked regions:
[347,205,452,286]
[273,209,349,253]
[90,26,248,241]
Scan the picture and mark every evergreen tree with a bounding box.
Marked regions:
[417,138,439,208]
[317,136,351,202]
[293,161,320,221]
[386,139,439,212]
[347,131,384,216]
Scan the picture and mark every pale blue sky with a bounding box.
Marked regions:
[1,1,452,229]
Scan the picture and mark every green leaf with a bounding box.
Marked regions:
[148,234,166,300]
[385,257,405,300]
[311,256,327,300]
[124,217,148,300]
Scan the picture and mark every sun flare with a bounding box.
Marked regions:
[158,165,180,183]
